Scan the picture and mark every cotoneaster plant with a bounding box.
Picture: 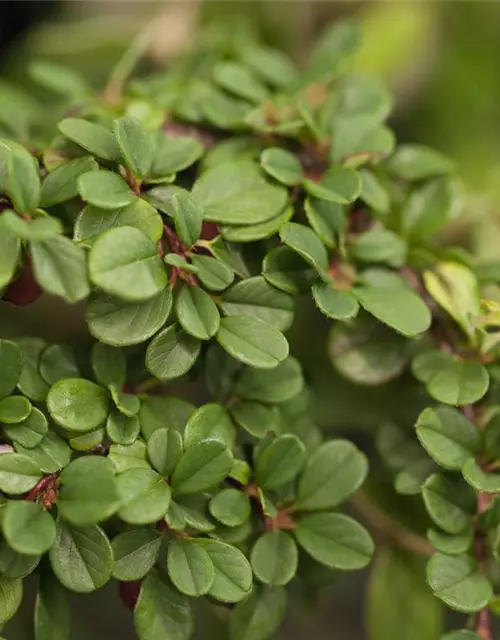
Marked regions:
[0,16,498,640]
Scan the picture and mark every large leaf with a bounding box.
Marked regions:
[3,501,56,555]
[167,539,215,597]
[194,538,252,603]
[146,324,201,381]
[171,439,233,494]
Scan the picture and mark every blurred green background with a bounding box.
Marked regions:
[1,2,500,638]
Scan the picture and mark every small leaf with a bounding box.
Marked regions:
[146,324,201,381]
[296,440,368,511]
[230,401,279,439]
[304,166,361,204]
[260,148,304,186]
[221,206,293,244]
[15,338,49,401]
[428,527,473,556]
[0,395,31,423]
[89,226,167,302]
[134,571,193,640]
[279,222,328,273]
[255,435,305,490]
[183,403,236,449]
[117,468,171,525]
[172,190,203,248]
[422,474,476,534]
[58,456,119,526]
[3,406,47,448]
[350,226,406,267]
[108,441,149,473]
[167,539,215,597]
[150,134,204,178]
[194,538,252,603]
[229,586,286,640]
[34,570,70,640]
[312,282,359,320]
[210,489,251,527]
[106,411,140,445]
[234,356,304,403]
[295,513,374,569]
[0,575,22,624]
[31,235,90,303]
[47,378,110,433]
[304,197,346,248]
[39,344,79,386]
[49,520,113,593]
[427,553,492,613]
[427,360,489,407]
[353,285,431,337]
[30,59,89,98]
[171,440,233,494]
[358,169,390,214]
[112,528,162,581]
[251,531,298,586]
[86,288,172,347]
[175,286,220,340]
[58,118,121,162]
[147,428,183,477]
[263,246,318,294]
[139,396,194,440]
[217,316,289,369]
[0,140,40,213]
[0,453,42,494]
[0,340,22,398]
[0,225,20,289]
[78,170,135,209]
[113,115,153,179]
[40,156,98,207]
[386,144,455,181]
[92,342,126,387]
[3,501,56,555]
[416,406,480,470]
[15,431,70,473]
[214,62,268,103]
[190,254,234,291]
[462,459,500,493]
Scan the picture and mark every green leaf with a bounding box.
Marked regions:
[234,356,304,403]
[78,170,135,209]
[86,288,172,346]
[214,62,268,103]
[221,205,293,244]
[89,226,167,302]
[0,340,22,399]
[15,431,70,473]
[440,633,481,640]
[49,521,113,593]
[229,586,286,640]
[150,134,204,178]
[416,406,480,470]
[251,531,298,587]
[134,571,193,640]
[91,342,126,387]
[146,324,201,381]
[412,350,455,384]
[190,255,234,291]
[217,316,289,369]
[353,285,431,337]
[221,276,294,332]
[193,161,287,225]
[167,539,215,597]
[210,489,251,527]
[40,156,98,207]
[0,139,40,213]
[428,527,473,556]
[280,222,328,273]
[3,406,47,448]
[139,396,194,440]
[427,553,492,613]
[31,235,90,303]
[58,118,121,162]
[0,575,22,625]
[358,169,390,214]
[304,197,346,248]
[75,199,163,247]
[295,513,374,569]
[47,378,110,433]
[230,401,279,439]
[117,468,170,526]
[111,388,139,419]
[175,286,220,340]
[15,338,50,402]
[183,403,236,449]
[386,144,455,181]
[172,190,203,248]
[2,501,56,555]
[35,570,70,640]
[1,210,62,242]
[173,495,215,533]
[108,441,149,473]
[58,456,119,526]
[422,474,476,534]
[147,428,183,476]
[351,227,406,267]
[194,538,252,602]
[255,435,305,490]
[462,458,500,493]
[304,166,361,204]
[39,344,79,386]
[426,360,489,406]
[0,453,42,494]
[263,246,318,294]
[171,439,233,494]
[0,395,31,423]
[367,548,443,640]
[30,59,89,99]
[0,541,39,579]
[68,430,104,453]
[0,224,20,289]
[112,528,162,581]
[106,411,140,445]
[260,148,304,186]
[402,177,463,240]
[296,440,368,511]
[113,115,153,179]
[312,282,359,320]
[241,44,297,89]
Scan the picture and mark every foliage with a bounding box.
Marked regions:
[0,15,497,640]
